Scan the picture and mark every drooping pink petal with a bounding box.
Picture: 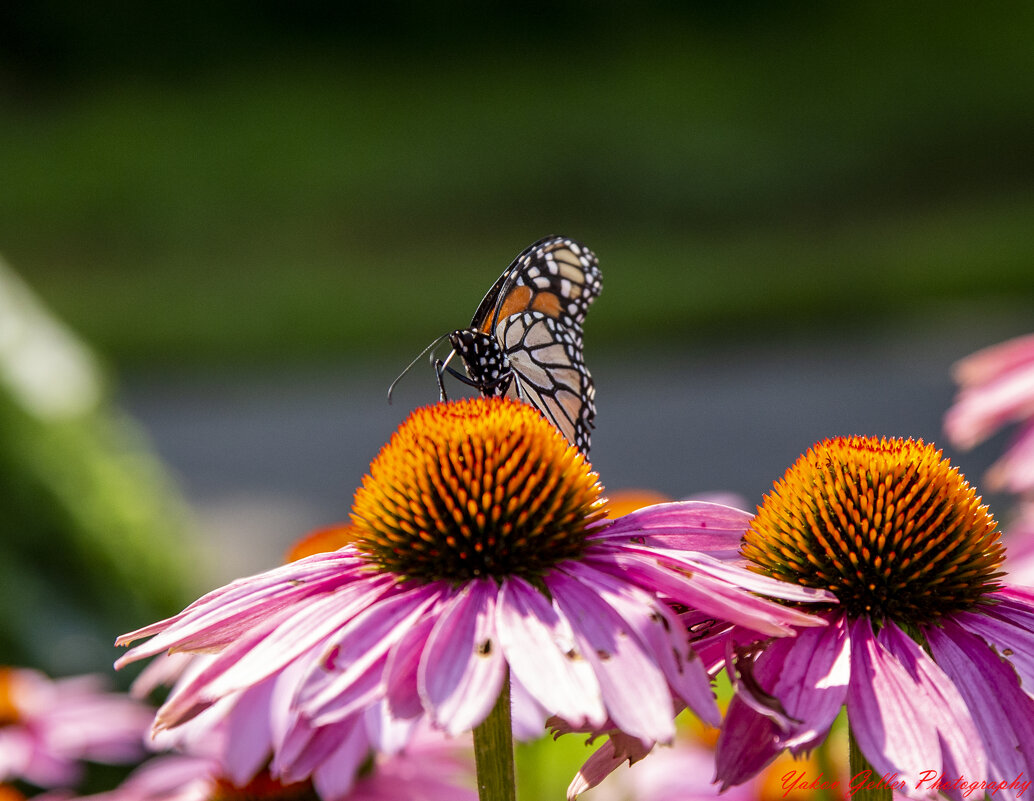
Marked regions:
[116,552,375,658]
[202,577,399,704]
[878,622,986,782]
[275,713,366,790]
[362,702,420,756]
[508,676,550,740]
[298,584,440,723]
[153,608,317,730]
[714,616,848,789]
[652,548,834,605]
[955,596,1034,694]
[844,617,942,786]
[222,680,275,786]
[926,621,1034,795]
[596,549,826,636]
[566,732,653,799]
[713,695,784,790]
[305,652,387,728]
[767,614,850,750]
[567,562,719,726]
[594,500,753,558]
[309,727,369,801]
[495,576,606,730]
[383,611,440,720]
[547,570,676,743]
[418,579,506,736]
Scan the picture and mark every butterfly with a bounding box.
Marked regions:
[390,236,602,454]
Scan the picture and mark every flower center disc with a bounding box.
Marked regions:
[742,436,1004,625]
[351,398,605,583]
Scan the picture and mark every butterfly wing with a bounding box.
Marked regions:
[471,236,602,337]
[494,311,596,453]
[446,235,601,453]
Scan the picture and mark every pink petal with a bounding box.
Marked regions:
[945,357,1034,448]
[879,623,986,781]
[116,553,372,658]
[207,577,399,701]
[223,680,275,785]
[987,421,1034,492]
[547,570,676,743]
[927,621,1034,789]
[495,577,606,729]
[508,676,550,740]
[715,616,848,788]
[153,576,400,730]
[598,550,825,636]
[955,597,1034,693]
[567,732,653,799]
[298,584,439,723]
[596,500,753,558]
[567,563,719,726]
[155,619,289,729]
[714,695,784,789]
[419,579,506,736]
[282,716,367,793]
[768,614,850,749]
[844,617,942,783]
[953,333,1034,387]
[383,612,440,720]
[306,654,388,727]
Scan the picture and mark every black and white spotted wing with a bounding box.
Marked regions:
[442,236,601,454]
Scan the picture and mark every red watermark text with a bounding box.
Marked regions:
[780,769,1032,798]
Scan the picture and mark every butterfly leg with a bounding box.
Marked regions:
[435,349,483,400]
[433,359,450,401]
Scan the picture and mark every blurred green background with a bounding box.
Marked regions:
[3,1,1032,369]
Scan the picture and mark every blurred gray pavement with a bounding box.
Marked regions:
[118,315,1025,583]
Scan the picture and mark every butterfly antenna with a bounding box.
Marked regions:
[387,333,451,404]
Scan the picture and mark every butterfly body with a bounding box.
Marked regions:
[438,235,601,453]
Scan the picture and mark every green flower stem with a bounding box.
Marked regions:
[848,724,892,801]
[473,668,516,801]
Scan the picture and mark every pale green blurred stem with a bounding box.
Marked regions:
[473,668,516,801]
[848,724,891,801]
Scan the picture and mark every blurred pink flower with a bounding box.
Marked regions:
[0,668,152,789]
[999,501,1034,584]
[65,728,475,801]
[945,332,1034,493]
[117,400,828,757]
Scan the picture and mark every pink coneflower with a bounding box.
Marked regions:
[715,436,1034,800]
[0,667,152,789]
[64,727,475,801]
[116,398,828,798]
[945,332,1034,494]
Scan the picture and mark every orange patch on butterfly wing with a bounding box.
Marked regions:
[530,291,562,317]
[480,285,533,332]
